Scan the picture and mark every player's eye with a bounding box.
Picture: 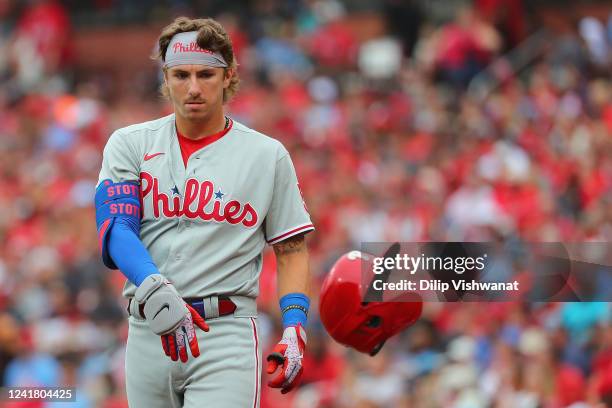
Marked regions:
[174,72,188,79]
[198,71,214,79]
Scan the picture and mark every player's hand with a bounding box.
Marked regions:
[135,274,209,362]
[266,324,307,394]
[160,303,209,362]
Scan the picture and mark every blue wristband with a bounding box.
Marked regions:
[279,293,310,329]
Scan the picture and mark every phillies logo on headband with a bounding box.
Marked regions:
[164,31,228,67]
[172,41,215,55]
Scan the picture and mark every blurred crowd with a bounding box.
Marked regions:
[0,0,611,407]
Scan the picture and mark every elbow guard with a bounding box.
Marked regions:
[95,179,141,269]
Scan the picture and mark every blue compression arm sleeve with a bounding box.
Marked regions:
[95,180,157,286]
[107,219,158,286]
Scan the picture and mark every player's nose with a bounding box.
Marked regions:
[186,75,202,97]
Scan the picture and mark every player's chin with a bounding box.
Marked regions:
[182,108,208,119]
[184,104,207,114]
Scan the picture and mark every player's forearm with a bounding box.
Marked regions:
[273,234,311,328]
[273,234,310,297]
[107,219,159,286]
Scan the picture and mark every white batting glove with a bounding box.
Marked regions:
[266,324,307,394]
[135,274,209,362]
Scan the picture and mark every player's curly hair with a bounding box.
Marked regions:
[155,16,240,103]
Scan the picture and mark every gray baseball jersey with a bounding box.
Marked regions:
[97,114,314,299]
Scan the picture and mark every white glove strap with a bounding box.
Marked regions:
[135,274,167,303]
[134,274,187,335]
[143,291,186,335]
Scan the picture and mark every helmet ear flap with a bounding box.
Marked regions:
[364,315,386,355]
[366,315,382,328]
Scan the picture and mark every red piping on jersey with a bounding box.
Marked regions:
[177,118,233,167]
[267,224,314,244]
[98,219,111,253]
[250,318,259,408]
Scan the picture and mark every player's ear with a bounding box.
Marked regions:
[223,68,234,88]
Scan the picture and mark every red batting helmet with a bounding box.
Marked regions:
[319,250,422,356]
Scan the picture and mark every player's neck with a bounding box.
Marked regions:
[175,110,226,140]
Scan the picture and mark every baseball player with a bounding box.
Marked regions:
[94,17,313,407]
